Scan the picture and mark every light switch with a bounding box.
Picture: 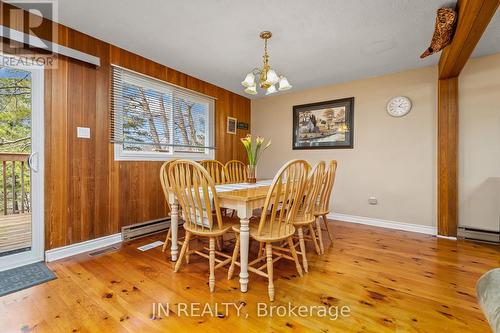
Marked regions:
[77,127,91,139]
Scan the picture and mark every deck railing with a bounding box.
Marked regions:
[0,152,30,215]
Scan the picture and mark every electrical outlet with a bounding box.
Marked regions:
[77,127,91,139]
[368,197,378,205]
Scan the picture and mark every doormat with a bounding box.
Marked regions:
[0,262,56,297]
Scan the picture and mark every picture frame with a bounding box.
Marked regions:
[292,97,354,149]
[227,116,237,134]
[237,121,249,130]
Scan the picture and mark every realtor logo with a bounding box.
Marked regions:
[1,1,58,56]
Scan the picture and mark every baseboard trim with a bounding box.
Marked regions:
[328,213,437,235]
[45,233,122,262]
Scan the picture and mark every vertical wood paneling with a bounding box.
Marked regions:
[94,40,112,238]
[0,3,251,248]
[45,54,69,249]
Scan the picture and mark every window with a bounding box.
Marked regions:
[111,66,215,161]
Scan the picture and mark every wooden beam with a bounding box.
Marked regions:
[438,78,459,237]
[439,0,500,79]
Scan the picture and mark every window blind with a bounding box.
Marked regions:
[110,66,215,154]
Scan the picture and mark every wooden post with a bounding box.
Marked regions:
[438,78,459,237]
[2,161,6,215]
[11,161,15,214]
[21,161,25,213]
[436,0,500,236]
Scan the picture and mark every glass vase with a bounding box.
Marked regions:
[247,165,257,183]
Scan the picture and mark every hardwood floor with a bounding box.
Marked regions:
[0,221,498,332]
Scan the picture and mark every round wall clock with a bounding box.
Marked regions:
[386,96,412,117]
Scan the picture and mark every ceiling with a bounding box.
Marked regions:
[45,1,500,98]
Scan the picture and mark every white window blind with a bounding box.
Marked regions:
[110,66,215,160]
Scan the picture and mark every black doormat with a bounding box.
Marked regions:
[0,262,56,297]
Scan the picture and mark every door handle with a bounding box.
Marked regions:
[27,152,38,172]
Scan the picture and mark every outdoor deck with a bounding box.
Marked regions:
[0,213,31,254]
[0,152,31,255]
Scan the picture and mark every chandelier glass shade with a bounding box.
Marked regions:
[241,31,291,96]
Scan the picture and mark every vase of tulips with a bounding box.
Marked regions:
[240,134,271,183]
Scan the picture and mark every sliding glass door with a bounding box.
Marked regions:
[0,55,44,271]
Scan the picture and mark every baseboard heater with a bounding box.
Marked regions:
[122,217,178,242]
[458,226,500,244]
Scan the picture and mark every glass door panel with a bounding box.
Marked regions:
[0,57,44,271]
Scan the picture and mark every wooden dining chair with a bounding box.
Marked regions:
[168,159,237,292]
[228,159,309,301]
[160,159,183,253]
[200,160,228,184]
[313,160,338,247]
[225,160,247,183]
[292,161,325,271]
[200,159,232,248]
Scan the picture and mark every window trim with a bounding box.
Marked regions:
[112,66,216,161]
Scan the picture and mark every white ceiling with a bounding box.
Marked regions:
[48,0,500,99]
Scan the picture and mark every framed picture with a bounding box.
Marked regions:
[237,121,249,130]
[227,116,237,134]
[292,97,354,149]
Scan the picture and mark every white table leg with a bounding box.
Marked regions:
[170,196,179,261]
[237,205,252,292]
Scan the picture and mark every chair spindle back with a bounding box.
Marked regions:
[298,161,326,218]
[200,160,228,184]
[257,159,309,237]
[168,160,224,232]
[160,160,177,211]
[316,160,337,213]
[225,160,247,183]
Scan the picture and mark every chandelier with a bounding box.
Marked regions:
[241,31,292,95]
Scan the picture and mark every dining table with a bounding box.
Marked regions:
[167,179,274,293]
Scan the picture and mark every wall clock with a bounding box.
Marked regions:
[387,96,412,117]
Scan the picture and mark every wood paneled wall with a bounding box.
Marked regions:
[0,2,251,249]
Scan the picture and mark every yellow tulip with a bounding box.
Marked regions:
[240,134,271,166]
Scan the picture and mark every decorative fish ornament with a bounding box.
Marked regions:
[421,8,457,58]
